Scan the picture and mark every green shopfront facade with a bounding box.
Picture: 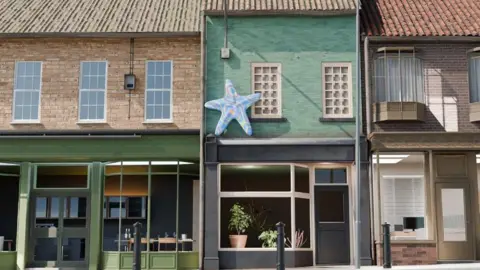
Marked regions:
[0,131,200,270]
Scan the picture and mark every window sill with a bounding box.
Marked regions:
[77,121,107,125]
[469,102,480,122]
[249,117,288,123]
[372,101,426,122]
[375,239,435,245]
[143,120,174,124]
[319,117,355,122]
[10,121,41,125]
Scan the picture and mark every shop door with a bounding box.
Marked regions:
[29,193,89,268]
[314,186,350,265]
[435,183,474,261]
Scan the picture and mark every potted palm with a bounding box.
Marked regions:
[228,203,252,248]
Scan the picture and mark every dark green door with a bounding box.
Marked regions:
[29,192,90,268]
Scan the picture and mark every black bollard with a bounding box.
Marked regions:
[133,222,142,270]
[276,222,285,270]
[382,222,392,268]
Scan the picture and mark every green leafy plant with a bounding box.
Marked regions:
[258,229,278,248]
[228,203,252,235]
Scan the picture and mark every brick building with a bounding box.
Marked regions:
[0,1,202,270]
[361,0,480,266]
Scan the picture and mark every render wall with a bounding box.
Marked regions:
[205,16,357,138]
[0,37,201,130]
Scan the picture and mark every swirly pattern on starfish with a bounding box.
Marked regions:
[205,79,261,136]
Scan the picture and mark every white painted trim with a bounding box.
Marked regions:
[219,191,292,198]
[293,192,310,199]
[144,60,174,122]
[290,164,296,249]
[382,175,424,178]
[309,166,316,265]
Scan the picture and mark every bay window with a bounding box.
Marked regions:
[374,53,424,103]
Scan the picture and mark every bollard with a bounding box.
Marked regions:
[133,222,142,270]
[382,222,392,269]
[276,222,285,270]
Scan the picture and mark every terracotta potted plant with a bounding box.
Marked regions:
[228,203,252,248]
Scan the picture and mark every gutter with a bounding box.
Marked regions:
[203,10,356,16]
[0,129,200,137]
[0,32,201,39]
[362,35,480,42]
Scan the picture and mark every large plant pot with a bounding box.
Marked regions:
[229,235,248,248]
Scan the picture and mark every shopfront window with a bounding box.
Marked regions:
[374,152,428,240]
[102,161,199,253]
[219,164,311,249]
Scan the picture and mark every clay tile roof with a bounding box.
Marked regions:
[0,0,201,34]
[203,0,357,13]
[361,0,480,37]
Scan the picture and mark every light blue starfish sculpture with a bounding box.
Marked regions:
[205,79,261,136]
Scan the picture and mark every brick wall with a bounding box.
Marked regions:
[0,37,201,130]
[376,242,437,266]
[363,42,480,133]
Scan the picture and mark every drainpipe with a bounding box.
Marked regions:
[365,37,371,135]
[199,13,206,270]
[354,0,362,268]
[364,36,376,263]
[223,0,228,49]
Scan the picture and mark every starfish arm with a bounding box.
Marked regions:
[214,107,235,136]
[234,107,254,136]
[237,93,262,108]
[204,98,226,111]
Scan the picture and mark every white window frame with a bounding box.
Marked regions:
[322,62,353,118]
[12,61,43,123]
[380,175,428,241]
[468,55,480,103]
[218,163,312,251]
[144,60,173,123]
[78,61,108,123]
[250,63,282,119]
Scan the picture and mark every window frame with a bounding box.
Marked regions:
[373,53,425,103]
[144,60,174,123]
[12,61,43,123]
[468,54,480,103]
[218,163,312,251]
[77,61,108,123]
[250,62,283,119]
[321,62,353,119]
[380,175,428,241]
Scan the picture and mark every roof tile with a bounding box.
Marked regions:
[0,0,201,34]
[361,0,480,37]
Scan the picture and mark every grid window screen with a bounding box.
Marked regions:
[323,63,352,118]
[251,63,282,118]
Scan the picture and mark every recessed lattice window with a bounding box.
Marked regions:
[322,63,352,118]
[251,63,282,118]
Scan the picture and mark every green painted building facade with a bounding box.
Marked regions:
[202,10,372,269]
[205,16,357,138]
